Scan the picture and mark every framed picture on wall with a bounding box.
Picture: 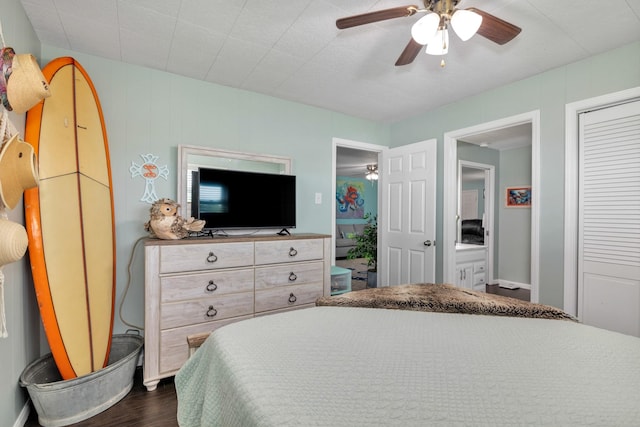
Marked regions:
[505,186,531,207]
[336,180,366,219]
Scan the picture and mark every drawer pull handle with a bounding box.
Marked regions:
[288,272,297,282]
[288,247,298,257]
[206,280,218,292]
[288,293,297,304]
[206,252,218,263]
[206,305,218,318]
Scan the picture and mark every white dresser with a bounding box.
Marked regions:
[455,244,487,292]
[143,233,331,391]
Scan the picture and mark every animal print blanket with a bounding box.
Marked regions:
[316,283,576,321]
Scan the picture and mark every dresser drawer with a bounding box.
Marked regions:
[161,292,254,329]
[255,261,323,290]
[255,282,323,313]
[474,262,486,274]
[159,241,254,273]
[159,315,252,373]
[255,239,323,265]
[456,247,487,264]
[161,268,254,302]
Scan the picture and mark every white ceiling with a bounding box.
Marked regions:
[19,0,640,125]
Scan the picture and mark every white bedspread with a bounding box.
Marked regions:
[175,306,640,426]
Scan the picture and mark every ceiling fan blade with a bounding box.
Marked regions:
[466,7,522,45]
[336,5,418,29]
[395,38,423,66]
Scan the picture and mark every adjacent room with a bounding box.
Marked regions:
[1,0,639,426]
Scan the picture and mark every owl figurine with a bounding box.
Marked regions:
[145,198,206,239]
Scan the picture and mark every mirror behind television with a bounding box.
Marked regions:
[177,145,294,235]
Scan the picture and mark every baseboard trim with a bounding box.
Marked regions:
[14,400,30,427]
[498,279,531,290]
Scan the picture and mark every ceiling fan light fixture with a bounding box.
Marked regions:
[450,9,483,41]
[426,28,449,55]
[365,164,379,181]
[411,12,440,45]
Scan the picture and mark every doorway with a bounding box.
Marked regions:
[458,160,495,287]
[443,111,540,302]
[332,138,437,289]
[332,138,383,289]
[380,139,437,287]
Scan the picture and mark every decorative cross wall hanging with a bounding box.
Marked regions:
[130,153,169,204]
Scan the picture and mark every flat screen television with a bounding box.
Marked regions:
[191,167,296,231]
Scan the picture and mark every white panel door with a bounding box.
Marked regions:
[579,99,640,337]
[380,139,437,286]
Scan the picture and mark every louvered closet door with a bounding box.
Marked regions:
[579,99,640,337]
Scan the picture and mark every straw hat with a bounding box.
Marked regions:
[0,218,28,267]
[6,53,50,114]
[0,134,39,210]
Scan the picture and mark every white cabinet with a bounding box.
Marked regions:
[143,233,331,391]
[455,245,487,292]
[455,264,474,288]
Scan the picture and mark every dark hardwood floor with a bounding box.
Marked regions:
[25,368,178,427]
[485,283,531,301]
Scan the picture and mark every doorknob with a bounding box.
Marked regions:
[424,240,432,247]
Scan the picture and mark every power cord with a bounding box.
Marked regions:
[118,236,146,331]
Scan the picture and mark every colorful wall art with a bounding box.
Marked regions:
[336,180,365,219]
[506,186,532,207]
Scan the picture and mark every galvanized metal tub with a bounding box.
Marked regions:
[20,334,143,427]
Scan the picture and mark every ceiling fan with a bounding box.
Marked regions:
[365,164,379,181]
[336,0,521,67]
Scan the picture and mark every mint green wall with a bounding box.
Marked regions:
[335,176,378,225]
[0,1,45,426]
[499,147,532,285]
[390,41,640,306]
[457,141,501,166]
[36,45,389,340]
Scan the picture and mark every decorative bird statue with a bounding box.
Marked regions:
[144,198,205,239]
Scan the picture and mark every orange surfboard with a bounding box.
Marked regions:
[24,57,115,380]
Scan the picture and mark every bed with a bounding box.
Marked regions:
[175,286,640,426]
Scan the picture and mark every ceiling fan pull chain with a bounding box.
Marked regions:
[440,25,447,68]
